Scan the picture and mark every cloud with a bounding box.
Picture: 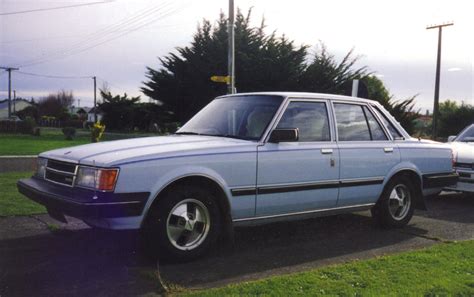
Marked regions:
[447,67,462,72]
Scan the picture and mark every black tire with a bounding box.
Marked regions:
[142,184,221,262]
[371,176,416,228]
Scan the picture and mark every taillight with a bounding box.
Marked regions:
[451,149,456,169]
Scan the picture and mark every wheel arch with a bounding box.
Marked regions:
[382,167,426,210]
[141,173,234,242]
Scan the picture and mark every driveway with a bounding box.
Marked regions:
[1,192,473,296]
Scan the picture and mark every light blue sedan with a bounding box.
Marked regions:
[18,92,458,260]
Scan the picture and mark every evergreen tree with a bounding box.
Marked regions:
[142,8,420,134]
[141,9,307,123]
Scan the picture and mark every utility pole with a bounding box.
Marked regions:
[93,76,97,122]
[13,90,16,114]
[426,22,453,140]
[227,0,235,94]
[0,66,19,118]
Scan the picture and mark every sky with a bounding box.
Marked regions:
[1,0,473,112]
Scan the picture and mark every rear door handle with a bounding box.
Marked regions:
[384,147,394,153]
[321,148,333,154]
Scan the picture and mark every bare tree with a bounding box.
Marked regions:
[38,90,75,120]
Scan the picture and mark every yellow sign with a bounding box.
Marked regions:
[210,75,230,83]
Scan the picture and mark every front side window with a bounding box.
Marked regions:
[178,95,283,140]
[276,101,330,142]
[334,103,371,141]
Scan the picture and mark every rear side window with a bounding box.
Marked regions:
[334,103,371,141]
[362,106,388,140]
[371,105,403,139]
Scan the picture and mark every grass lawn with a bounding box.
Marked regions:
[0,127,158,156]
[183,240,474,296]
[0,171,46,216]
[0,128,89,155]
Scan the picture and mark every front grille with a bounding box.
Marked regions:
[454,162,474,170]
[45,159,77,187]
[47,159,76,173]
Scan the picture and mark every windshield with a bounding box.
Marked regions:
[177,95,284,140]
[455,124,474,142]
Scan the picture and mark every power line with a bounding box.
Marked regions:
[0,35,85,45]
[17,71,92,79]
[21,4,183,67]
[96,76,126,93]
[0,1,115,16]
[0,23,181,45]
[16,1,184,67]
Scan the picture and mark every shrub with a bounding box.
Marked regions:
[90,122,105,143]
[62,127,76,140]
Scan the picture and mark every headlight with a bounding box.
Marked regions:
[35,158,47,178]
[76,167,119,191]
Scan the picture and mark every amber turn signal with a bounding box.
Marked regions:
[98,169,119,191]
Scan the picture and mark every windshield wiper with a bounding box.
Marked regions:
[175,131,253,140]
[200,133,253,140]
[175,131,201,135]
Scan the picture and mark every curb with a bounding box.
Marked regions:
[0,155,37,173]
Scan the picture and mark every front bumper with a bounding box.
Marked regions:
[17,177,150,220]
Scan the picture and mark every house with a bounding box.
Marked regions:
[0,99,32,118]
[69,106,91,120]
[87,107,103,122]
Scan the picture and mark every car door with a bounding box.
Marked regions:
[256,99,339,217]
[333,102,400,206]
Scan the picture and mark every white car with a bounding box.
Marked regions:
[446,124,474,194]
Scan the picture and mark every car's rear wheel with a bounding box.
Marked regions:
[371,176,415,227]
[142,184,221,262]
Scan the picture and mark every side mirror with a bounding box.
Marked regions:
[269,128,299,143]
[447,135,456,142]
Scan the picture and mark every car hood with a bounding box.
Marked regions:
[451,141,474,164]
[40,135,257,167]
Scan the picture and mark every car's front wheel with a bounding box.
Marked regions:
[142,184,221,261]
[371,176,415,228]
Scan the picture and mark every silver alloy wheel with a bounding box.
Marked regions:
[166,198,210,251]
[388,184,411,221]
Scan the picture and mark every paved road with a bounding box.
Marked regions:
[0,193,473,296]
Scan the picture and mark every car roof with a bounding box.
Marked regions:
[217,92,377,104]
